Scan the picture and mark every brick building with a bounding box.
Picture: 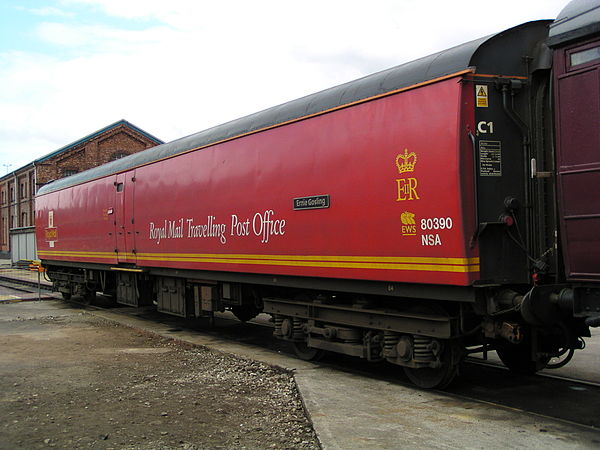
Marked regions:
[0,120,163,259]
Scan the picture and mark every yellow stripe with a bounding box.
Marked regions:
[38,250,479,265]
[109,267,145,273]
[39,251,116,259]
[38,250,479,273]
[135,252,480,265]
[37,250,481,265]
[134,255,479,273]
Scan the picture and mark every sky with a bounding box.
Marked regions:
[0,0,568,173]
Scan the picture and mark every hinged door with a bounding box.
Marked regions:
[113,170,137,263]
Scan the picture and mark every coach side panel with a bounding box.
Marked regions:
[132,77,479,286]
[36,177,118,265]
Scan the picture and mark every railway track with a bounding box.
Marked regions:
[0,275,53,292]
[466,357,600,389]
[0,280,39,294]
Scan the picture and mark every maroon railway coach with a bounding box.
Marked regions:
[35,0,600,388]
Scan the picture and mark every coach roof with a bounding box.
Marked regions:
[38,21,549,196]
[548,0,600,47]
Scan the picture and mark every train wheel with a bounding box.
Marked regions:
[292,341,324,361]
[402,345,458,389]
[400,304,460,389]
[495,341,549,374]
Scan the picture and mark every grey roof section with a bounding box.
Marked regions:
[548,0,600,47]
[37,21,547,196]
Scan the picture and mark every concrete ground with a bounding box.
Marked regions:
[1,299,599,449]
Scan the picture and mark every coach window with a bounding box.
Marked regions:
[568,44,600,69]
[116,182,124,192]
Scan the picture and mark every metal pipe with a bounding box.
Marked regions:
[500,82,533,270]
[468,131,479,248]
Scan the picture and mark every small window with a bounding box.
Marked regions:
[63,169,78,177]
[112,152,128,160]
[570,45,600,67]
[116,182,124,192]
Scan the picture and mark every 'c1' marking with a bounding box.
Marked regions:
[477,121,494,134]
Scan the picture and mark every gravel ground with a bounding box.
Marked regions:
[0,309,320,449]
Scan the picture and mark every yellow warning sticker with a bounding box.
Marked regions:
[476,85,488,108]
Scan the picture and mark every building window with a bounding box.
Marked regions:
[20,182,26,198]
[10,187,14,202]
[21,212,27,227]
[1,190,4,204]
[63,169,78,177]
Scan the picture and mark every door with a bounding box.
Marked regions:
[554,38,600,281]
[113,170,137,264]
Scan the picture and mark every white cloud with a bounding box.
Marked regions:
[29,6,75,18]
[34,21,171,50]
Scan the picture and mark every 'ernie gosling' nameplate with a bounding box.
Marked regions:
[293,195,330,210]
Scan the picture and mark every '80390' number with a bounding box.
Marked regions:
[420,217,453,231]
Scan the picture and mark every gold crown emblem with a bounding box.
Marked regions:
[395,148,417,173]
[401,211,415,225]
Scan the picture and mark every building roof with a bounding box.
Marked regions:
[0,120,163,182]
[34,119,163,164]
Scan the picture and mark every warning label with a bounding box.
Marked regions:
[476,84,488,108]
